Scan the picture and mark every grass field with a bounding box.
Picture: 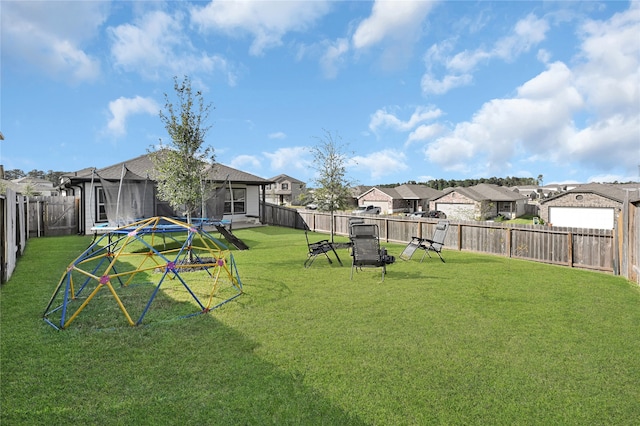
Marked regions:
[1,226,639,425]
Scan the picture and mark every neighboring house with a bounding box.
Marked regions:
[510,185,542,200]
[357,187,399,214]
[429,183,528,220]
[60,153,273,235]
[356,184,443,214]
[8,176,58,196]
[264,174,306,206]
[393,184,443,213]
[539,182,640,230]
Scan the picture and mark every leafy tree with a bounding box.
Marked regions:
[309,129,354,242]
[150,76,214,224]
[45,170,66,185]
[4,169,25,180]
[27,169,46,179]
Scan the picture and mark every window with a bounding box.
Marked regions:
[96,187,107,222]
[281,183,289,190]
[575,195,584,201]
[224,188,246,214]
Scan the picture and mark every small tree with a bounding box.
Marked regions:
[309,129,355,242]
[151,76,214,224]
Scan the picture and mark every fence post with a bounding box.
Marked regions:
[567,232,573,268]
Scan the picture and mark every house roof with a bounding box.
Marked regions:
[434,183,528,202]
[541,182,640,204]
[357,186,399,200]
[351,185,373,198]
[394,184,442,200]
[62,153,272,185]
[356,184,443,201]
[268,174,305,184]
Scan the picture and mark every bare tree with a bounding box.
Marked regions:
[150,76,214,224]
[309,129,355,242]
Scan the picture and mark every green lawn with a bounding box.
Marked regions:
[2,226,639,425]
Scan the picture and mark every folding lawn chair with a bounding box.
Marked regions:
[304,230,343,268]
[399,220,450,263]
[349,223,394,281]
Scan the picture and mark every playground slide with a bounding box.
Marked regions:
[215,225,249,250]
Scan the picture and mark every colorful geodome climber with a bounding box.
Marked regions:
[43,217,243,330]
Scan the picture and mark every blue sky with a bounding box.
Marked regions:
[2,1,639,186]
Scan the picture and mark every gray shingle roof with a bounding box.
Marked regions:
[394,184,443,200]
[63,152,272,185]
[434,183,527,202]
[541,182,640,204]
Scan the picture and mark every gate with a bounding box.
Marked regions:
[28,196,79,237]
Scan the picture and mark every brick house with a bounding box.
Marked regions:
[429,183,528,221]
[355,184,443,214]
[539,182,639,229]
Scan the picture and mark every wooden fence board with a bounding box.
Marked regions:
[26,196,79,237]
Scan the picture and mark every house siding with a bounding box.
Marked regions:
[540,193,621,224]
[359,188,393,213]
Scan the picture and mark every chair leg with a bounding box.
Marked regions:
[304,255,314,268]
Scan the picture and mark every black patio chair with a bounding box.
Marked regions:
[349,223,394,281]
[304,230,343,268]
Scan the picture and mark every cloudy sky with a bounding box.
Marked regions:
[2,1,639,185]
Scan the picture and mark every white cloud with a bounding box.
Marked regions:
[492,14,549,61]
[229,155,262,170]
[568,114,640,171]
[109,10,236,83]
[190,1,331,56]
[407,123,445,145]
[320,38,350,79]
[424,2,640,180]
[422,14,550,95]
[2,1,105,83]
[351,150,409,180]
[268,132,287,140]
[369,106,442,133]
[421,73,473,95]
[107,96,159,136]
[425,61,583,175]
[351,0,436,70]
[352,1,435,50]
[263,147,311,171]
[574,4,640,118]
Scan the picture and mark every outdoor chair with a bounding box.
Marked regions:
[349,223,395,281]
[399,220,450,263]
[304,230,343,268]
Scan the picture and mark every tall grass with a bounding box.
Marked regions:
[1,226,639,425]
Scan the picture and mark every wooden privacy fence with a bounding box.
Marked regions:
[26,196,79,237]
[1,189,27,283]
[277,207,635,280]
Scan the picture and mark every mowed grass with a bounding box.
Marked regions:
[1,226,639,425]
